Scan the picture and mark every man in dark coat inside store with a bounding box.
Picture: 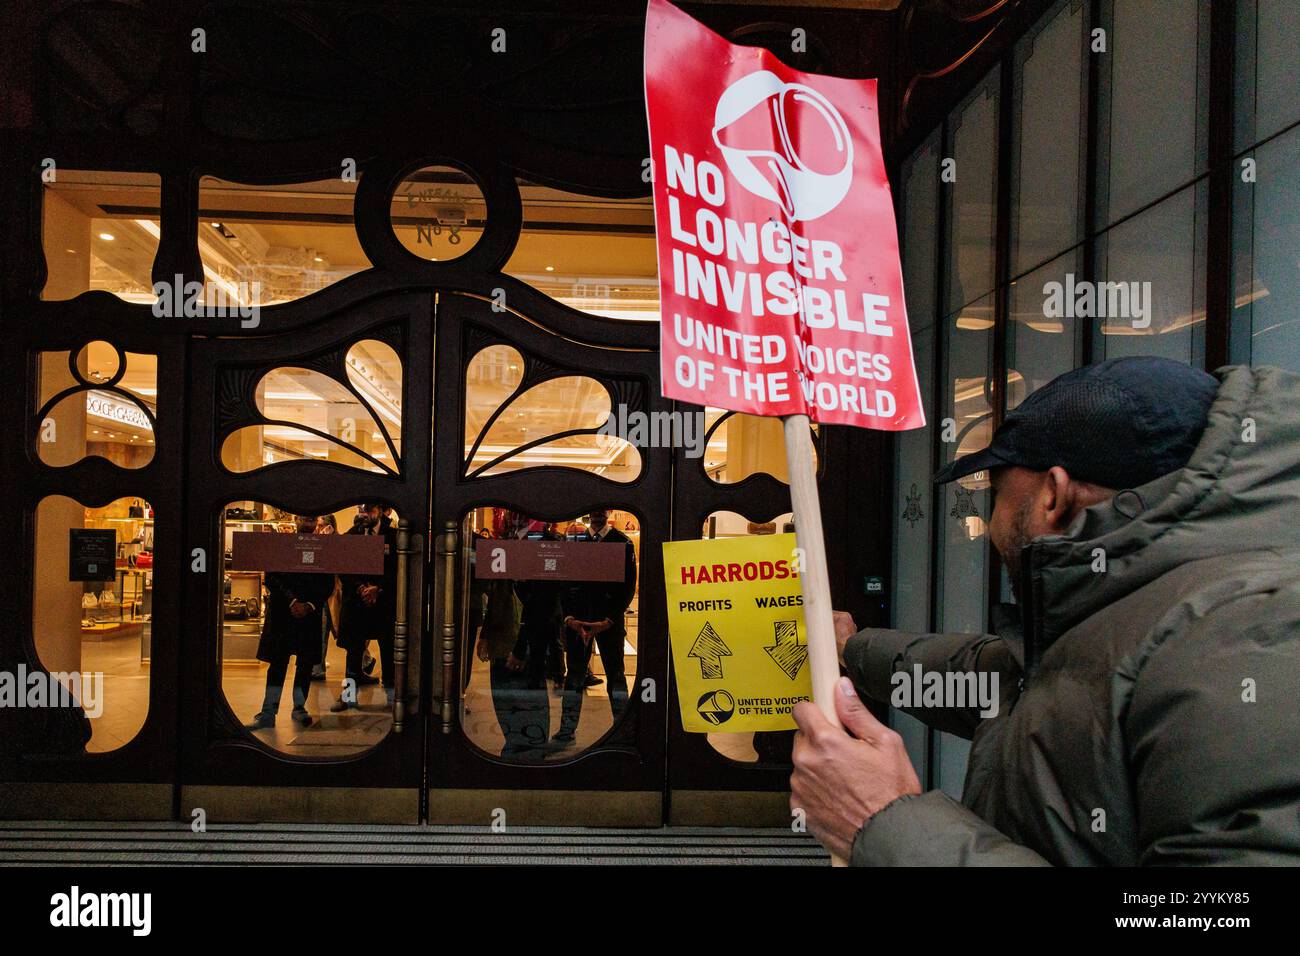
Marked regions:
[332,502,399,711]
[249,513,335,730]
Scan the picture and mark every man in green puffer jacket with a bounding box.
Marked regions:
[790,358,1300,865]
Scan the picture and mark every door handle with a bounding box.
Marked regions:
[439,519,458,734]
[393,518,412,733]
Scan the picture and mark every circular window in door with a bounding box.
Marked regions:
[390,164,485,261]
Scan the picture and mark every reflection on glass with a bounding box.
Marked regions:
[946,72,999,315]
[901,132,940,328]
[506,180,658,320]
[37,343,157,469]
[699,511,794,766]
[1007,250,1082,409]
[703,412,817,484]
[41,171,161,302]
[1099,0,1209,227]
[391,165,484,260]
[891,322,935,780]
[463,346,640,480]
[221,340,402,474]
[893,324,934,632]
[1011,0,1084,274]
[1234,0,1300,151]
[934,295,994,798]
[199,176,370,305]
[1095,182,1207,365]
[33,495,155,753]
[1231,127,1300,371]
[460,508,640,762]
[221,501,398,757]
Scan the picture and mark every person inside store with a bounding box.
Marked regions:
[790,358,1300,865]
[470,511,539,757]
[553,509,637,750]
[310,514,340,683]
[511,517,565,744]
[332,502,399,711]
[248,513,334,731]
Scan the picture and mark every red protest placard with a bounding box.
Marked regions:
[644,0,924,430]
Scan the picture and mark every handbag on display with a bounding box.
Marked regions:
[98,589,118,607]
[81,592,99,609]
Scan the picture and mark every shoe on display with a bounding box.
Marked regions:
[291,708,313,727]
[247,712,275,731]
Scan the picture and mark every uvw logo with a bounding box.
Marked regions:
[712,70,853,222]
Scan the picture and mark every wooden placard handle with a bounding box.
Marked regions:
[782,413,848,867]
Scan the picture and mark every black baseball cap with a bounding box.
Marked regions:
[933,357,1220,490]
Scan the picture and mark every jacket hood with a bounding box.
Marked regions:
[1022,364,1300,659]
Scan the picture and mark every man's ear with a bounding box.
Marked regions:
[1042,466,1075,531]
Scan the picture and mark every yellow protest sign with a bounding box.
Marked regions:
[663,533,812,732]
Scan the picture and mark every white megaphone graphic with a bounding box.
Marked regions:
[712,70,854,222]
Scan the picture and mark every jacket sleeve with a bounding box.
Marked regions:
[851,791,1051,866]
[1123,590,1300,865]
[841,627,1022,739]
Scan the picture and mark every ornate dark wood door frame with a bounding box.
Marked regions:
[0,299,187,820]
[426,291,671,827]
[179,291,433,824]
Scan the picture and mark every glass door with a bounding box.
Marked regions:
[423,292,671,827]
[178,292,433,823]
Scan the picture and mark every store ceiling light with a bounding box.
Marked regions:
[99,232,115,241]
[545,265,555,271]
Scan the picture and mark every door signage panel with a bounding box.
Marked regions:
[231,531,384,574]
[70,529,118,581]
[473,538,628,582]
